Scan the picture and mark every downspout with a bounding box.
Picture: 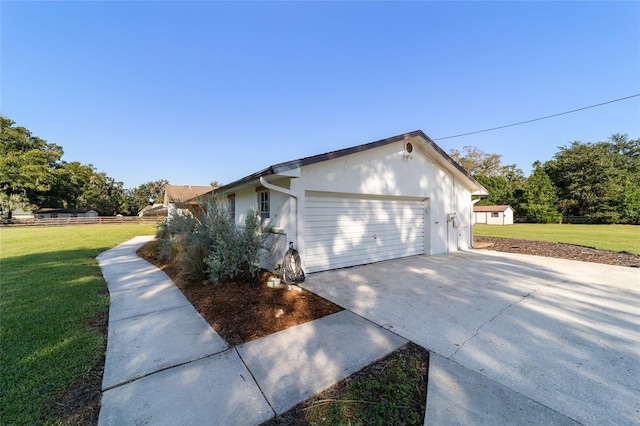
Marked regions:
[259,176,298,247]
[470,198,481,248]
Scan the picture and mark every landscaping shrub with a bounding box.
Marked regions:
[203,201,272,285]
[156,209,201,261]
[155,198,272,285]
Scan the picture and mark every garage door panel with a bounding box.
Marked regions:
[304,194,426,273]
[305,245,424,271]
[305,224,424,241]
[305,242,424,261]
[305,230,424,248]
[305,236,424,253]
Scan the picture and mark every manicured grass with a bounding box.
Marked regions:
[0,224,156,425]
[269,343,428,425]
[474,224,640,255]
[304,344,428,425]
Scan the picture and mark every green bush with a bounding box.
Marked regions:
[155,198,271,285]
[524,203,562,223]
[203,202,271,285]
[155,205,214,283]
[156,210,200,261]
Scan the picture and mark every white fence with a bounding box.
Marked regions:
[1,216,164,227]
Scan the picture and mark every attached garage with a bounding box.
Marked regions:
[213,130,487,273]
[304,193,427,272]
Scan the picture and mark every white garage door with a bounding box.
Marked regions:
[304,193,426,273]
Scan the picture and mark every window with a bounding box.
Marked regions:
[228,195,236,221]
[257,190,270,219]
[491,212,499,218]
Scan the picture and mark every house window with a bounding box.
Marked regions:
[228,195,236,221]
[257,190,270,220]
[491,212,499,218]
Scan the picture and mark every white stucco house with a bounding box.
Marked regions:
[213,130,488,273]
[473,205,514,225]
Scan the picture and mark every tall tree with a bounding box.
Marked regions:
[449,146,504,176]
[450,146,527,212]
[521,161,561,223]
[1,116,130,216]
[547,135,639,223]
[127,179,169,215]
[0,117,64,216]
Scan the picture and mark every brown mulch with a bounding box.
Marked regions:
[139,253,344,347]
[474,236,640,268]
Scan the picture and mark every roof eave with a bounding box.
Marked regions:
[214,130,488,196]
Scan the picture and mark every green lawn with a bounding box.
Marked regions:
[474,224,640,255]
[0,224,157,425]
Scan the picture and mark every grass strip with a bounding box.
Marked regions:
[265,342,429,426]
[0,224,156,425]
[474,224,640,255]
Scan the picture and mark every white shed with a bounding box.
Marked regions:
[473,205,514,225]
[213,131,487,273]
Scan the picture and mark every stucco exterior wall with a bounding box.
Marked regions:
[226,139,475,271]
[294,141,472,257]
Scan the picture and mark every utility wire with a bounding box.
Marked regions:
[433,93,640,141]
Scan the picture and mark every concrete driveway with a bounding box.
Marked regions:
[303,250,640,425]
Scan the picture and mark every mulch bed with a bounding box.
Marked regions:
[474,236,640,268]
[156,265,344,347]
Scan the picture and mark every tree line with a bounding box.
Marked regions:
[2,115,638,223]
[1,116,168,218]
[450,134,640,224]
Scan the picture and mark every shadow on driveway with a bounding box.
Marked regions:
[303,250,640,425]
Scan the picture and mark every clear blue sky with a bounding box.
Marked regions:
[2,1,639,189]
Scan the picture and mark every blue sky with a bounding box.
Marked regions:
[2,1,639,189]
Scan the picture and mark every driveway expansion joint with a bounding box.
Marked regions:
[451,285,543,359]
[234,347,277,417]
[102,347,234,392]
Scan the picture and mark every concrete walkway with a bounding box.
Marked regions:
[97,236,407,425]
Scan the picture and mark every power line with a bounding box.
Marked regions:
[433,93,640,141]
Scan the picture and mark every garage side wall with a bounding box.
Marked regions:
[294,141,473,267]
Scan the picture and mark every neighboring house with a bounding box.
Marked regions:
[213,130,488,273]
[163,184,215,217]
[9,208,34,220]
[138,204,168,217]
[34,208,99,219]
[473,205,514,225]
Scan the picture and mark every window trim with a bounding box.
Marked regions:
[257,189,270,220]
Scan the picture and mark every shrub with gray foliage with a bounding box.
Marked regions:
[155,197,272,285]
[203,201,271,285]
